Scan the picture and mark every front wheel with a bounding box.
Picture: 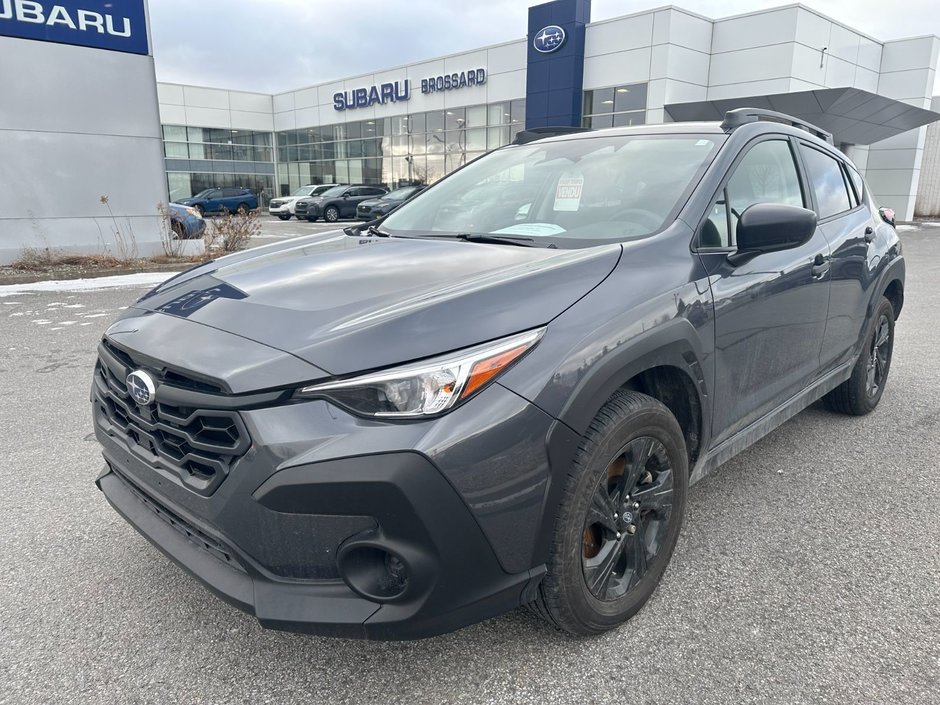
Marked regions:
[532,391,688,635]
[324,206,340,223]
[823,297,895,415]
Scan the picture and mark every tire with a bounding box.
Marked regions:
[324,206,340,223]
[278,213,291,221]
[532,390,688,636]
[171,221,186,240]
[237,202,250,215]
[823,297,895,415]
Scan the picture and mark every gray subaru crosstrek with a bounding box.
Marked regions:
[93,109,904,640]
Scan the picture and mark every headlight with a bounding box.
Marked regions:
[186,207,201,218]
[298,328,544,418]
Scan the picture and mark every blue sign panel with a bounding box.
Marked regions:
[0,0,149,55]
[525,0,591,129]
[334,68,486,111]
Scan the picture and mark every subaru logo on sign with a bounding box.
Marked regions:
[126,370,156,406]
[533,25,566,53]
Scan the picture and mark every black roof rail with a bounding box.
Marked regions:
[720,108,834,144]
[512,126,590,145]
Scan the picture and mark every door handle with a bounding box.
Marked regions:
[864,226,875,243]
[812,253,830,279]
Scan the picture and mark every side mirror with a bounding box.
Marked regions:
[729,203,817,265]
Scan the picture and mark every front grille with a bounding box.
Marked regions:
[114,468,245,573]
[93,341,250,495]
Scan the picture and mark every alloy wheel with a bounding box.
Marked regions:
[582,436,674,601]
[866,314,891,397]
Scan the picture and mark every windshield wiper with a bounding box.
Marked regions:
[455,233,538,247]
[344,223,391,237]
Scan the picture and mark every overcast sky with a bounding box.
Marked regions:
[149,0,940,94]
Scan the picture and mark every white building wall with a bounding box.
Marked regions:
[0,34,166,265]
[269,38,526,133]
[866,37,940,218]
[915,96,940,217]
[158,83,274,132]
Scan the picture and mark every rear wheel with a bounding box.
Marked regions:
[823,297,895,415]
[532,391,688,635]
[324,206,340,223]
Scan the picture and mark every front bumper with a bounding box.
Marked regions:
[268,202,291,214]
[94,363,561,639]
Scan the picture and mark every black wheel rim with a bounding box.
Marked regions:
[582,436,674,602]
[866,314,891,397]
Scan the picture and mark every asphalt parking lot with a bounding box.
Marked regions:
[251,213,350,247]
[1,225,938,704]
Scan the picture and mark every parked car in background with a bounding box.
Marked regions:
[295,185,388,222]
[167,203,206,239]
[174,188,258,216]
[269,184,344,220]
[356,185,427,220]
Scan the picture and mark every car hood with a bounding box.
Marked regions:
[127,233,621,377]
[174,198,201,206]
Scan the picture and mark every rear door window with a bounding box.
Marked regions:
[800,146,853,219]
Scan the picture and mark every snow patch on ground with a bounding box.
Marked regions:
[0,272,178,297]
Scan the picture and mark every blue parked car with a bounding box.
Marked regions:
[174,187,258,215]
[168,203,206,239]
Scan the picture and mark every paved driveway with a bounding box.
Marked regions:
[1,226,937,704]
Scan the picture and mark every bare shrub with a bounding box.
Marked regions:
[10,247,62,271]
[205,208,260,254]
[98,195,139,264]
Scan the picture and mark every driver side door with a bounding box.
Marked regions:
[697,136,832,446]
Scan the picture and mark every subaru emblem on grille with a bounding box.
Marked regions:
[126,370,156,406]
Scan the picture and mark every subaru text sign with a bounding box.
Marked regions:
[533,25,566,53]
[334,68,486,111]
[0,0,149,55]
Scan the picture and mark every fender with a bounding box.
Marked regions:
[557,317,709,440]
[530,320,710,567]
[855,254,905,356]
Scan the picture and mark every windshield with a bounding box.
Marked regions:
[382,134,722,247]
[293,186,317,197]
[383,187,418,202]
[193,189,216,198]
[312,185,336,196]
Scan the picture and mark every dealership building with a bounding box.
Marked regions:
[1,0,939,263]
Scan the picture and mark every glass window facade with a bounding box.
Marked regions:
[161,100,526,201]
[582,83,648,129]
[162,126,276,204]
[274,101,525,195]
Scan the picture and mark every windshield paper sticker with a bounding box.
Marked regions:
[493,223,567,236]
[554,172,584,212]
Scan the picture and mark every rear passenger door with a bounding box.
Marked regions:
[798,144,878,372]
[697,136,832,446]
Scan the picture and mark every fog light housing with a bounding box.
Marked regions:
[338,545,410,602]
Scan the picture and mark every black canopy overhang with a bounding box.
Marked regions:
[665,87,940,145]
